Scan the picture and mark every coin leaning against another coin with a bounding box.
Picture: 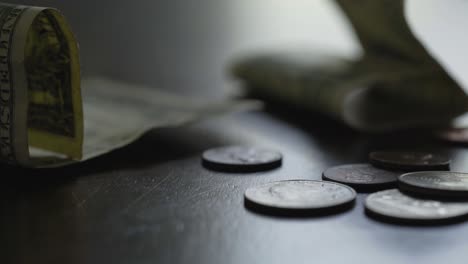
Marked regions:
[398,171,468,198]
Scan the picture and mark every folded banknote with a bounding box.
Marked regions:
[0,3,259,167]
[232,0,468,132]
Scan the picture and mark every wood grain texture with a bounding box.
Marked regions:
[2,111,468,264]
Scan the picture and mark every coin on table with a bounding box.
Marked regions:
[365,189,468,224]
[322,163,400,192]
[244,180,356,215]
[202,146,282,172]
[369,151,450,171]
[398,171,468,198]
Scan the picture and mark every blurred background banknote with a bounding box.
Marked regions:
[232,0,468,132]
[0,3,259,168]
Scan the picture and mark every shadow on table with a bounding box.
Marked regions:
[244,197,356,219]
[257,95,455,161]
[0,125,230,188]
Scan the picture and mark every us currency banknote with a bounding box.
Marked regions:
[232,0,468,132]
[31,78,259,168]
[0,3,259,167]
[0,4,83,167]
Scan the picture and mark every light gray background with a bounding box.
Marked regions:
[7,0,468,95]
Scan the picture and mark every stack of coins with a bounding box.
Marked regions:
[322,151,468,224]
[202,146,468,224]
[361,151,468,224]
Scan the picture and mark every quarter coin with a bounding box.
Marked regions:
[202,146,282,172]
[244,180,356,216]
[399,171,468,198]
[365,189,468,224]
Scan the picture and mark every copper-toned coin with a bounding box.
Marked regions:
[369,151,450,171]
[322,163,399,192]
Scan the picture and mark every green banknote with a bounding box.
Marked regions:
[0,3,259,168]
[232,0,468,132]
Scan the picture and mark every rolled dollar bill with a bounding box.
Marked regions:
[0,3,82,167]
[0,3,259,168]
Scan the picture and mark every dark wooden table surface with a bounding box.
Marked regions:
[2,1,468,263]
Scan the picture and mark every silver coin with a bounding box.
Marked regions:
[399,171,468,198]
[202,146,282,172]
[365,189,468,223]
[322,163,399,192]
[244,180,356,212]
